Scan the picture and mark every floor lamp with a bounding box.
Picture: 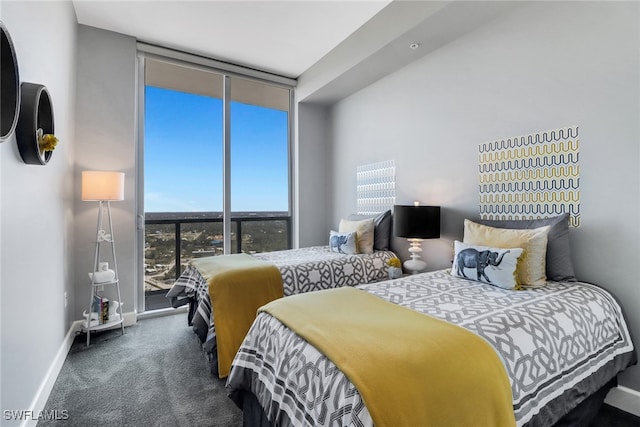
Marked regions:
[82,170,125,345]
[393,204,441,274]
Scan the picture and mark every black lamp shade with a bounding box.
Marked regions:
[394,205,440,239]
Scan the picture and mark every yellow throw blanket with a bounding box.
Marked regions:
[192,254,283,378]
[260,287,516,427]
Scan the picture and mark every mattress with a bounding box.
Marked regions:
[227,269,636,427]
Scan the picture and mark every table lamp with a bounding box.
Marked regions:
[393,204,440,273]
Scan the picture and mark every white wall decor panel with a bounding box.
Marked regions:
[357,160,395,215]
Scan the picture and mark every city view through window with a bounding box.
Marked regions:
[143,66,291,309]
[144,215,290,294]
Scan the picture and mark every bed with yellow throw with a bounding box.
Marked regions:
[166,211,397,377]
[190,254,283,378]
[258,286,515,427]
[227,269,636,427]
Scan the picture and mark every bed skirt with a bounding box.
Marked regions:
[232,378,618,427]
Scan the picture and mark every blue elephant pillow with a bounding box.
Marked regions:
[451,240,524,290]
[329,231,358,254]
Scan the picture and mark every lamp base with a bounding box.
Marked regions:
[404,238,428,274]
[403,259,427,274]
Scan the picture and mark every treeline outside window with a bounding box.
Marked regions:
[142,58,292,308]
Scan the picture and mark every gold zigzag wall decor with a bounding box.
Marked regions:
[478,125,580,227]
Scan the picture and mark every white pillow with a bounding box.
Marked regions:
[339,218,374,254]
[451,240,524,290]
[329,231,357,254]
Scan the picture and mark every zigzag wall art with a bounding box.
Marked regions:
[478,125,580,227]
[357,160,396,215]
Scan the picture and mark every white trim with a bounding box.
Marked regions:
[137,305,187,321]
[135,52,145,315]
[123,310,137,327]
[288,89,296,249]
[222,74,232,254]
[604,385,640,417]
[21,320,83,427]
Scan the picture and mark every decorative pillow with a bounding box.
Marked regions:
[339,218,375,254]
[329,231,357,254]
[347,210,392,250]
[463,219,550,287]
[451,241,524,290]
[473,213,575,282]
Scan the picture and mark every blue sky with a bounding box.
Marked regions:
[144,86,289,212]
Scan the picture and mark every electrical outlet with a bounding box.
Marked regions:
[64,291,68,308]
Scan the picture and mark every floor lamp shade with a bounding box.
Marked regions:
[82,171,125,201]
[394,205,440,239]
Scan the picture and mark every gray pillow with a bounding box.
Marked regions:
[347,210,392,251]
[474,213,576,282]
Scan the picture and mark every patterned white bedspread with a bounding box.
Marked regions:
[227,269,636,427]
[166,246,396,343]
[253,246,396,295]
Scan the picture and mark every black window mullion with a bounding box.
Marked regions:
[175,222,181,280]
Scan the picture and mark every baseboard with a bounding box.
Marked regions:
[604,385,640,417]
[21,320,83,427]
[22,311,138,427]
[123,310,137,327]
[137,305,187,320]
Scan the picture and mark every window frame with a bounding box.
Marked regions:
[135,46,296,314]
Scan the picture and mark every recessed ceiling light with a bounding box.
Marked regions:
[409,43,421,50]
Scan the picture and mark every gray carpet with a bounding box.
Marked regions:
[39,313,241,427]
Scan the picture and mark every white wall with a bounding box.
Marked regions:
[328,1,640,391]
[0,0,77,422]
[73,25,137,322]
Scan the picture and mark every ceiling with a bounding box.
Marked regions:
[71,0,392,79]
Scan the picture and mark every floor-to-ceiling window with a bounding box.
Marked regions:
[140,56,292,311]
